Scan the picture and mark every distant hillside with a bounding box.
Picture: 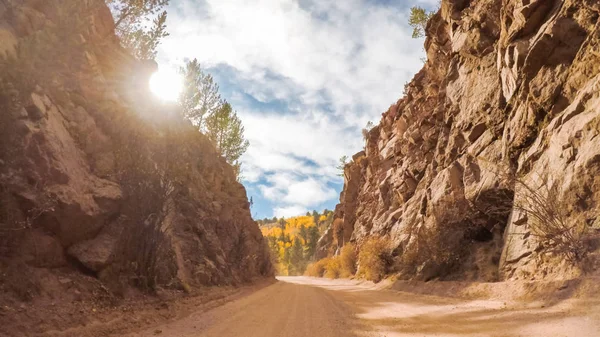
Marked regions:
[259,211,333,275]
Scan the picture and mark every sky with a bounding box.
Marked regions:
[156,0,438,219]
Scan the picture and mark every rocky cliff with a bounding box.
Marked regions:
[326,0,600,281]
[0,0,272,298]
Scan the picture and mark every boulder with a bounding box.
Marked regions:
[21,230,66,268]
[0,27,17,59]
[68,223,121,272]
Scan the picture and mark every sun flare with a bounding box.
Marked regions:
[149,68,183,101]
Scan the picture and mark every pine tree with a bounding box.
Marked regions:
[306,225,320,259]
[282,246,291,273]
[336,156,348,177]
[290,237,304,275]
[176,61,249,179]
[204,101,250,168]
[409,6,435,39]
[299,224,308,244]
[278,218,286,243]
[179,59,221,127]
[108,0,170,60]
[361,121,375,145]
[312,210,320,227]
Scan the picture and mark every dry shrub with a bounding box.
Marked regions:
[324,257,342,279]
[511,178,588,263]
[357,237,391,282]
[479,161,589,264]
[305,258,328,277]
[111,125,179,293]
[339,243,357,278]
[398,220,467,279]
[115,213,175,292]
[305,244,358,279]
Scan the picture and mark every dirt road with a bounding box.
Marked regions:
[129,277,600,337]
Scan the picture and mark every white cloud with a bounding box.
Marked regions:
[274,205,309,218]
[258,173,337,206]
[283,178,337,206]
[158,0,429,217]
[239,112,359,173]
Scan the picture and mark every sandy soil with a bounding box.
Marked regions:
[126,276,600,337]
[0,274,274,337]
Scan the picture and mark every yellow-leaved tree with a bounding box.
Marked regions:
[260,210,334,275]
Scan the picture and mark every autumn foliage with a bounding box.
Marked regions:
[305,243,357,279]
[357,238,391,282]
[305,258,328,277]
[339,243,357,277]
[260,211,333,275]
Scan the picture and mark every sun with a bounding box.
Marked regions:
[149,67,183,101]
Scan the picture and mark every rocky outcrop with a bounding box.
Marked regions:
[0,0,272,293]
[328,0,600,281]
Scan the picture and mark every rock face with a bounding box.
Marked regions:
[0,0,272,292]
[326,0,600,281]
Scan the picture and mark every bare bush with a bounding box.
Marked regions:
[478,161,589,263]
[399,220,466,279]
[357,238,391,282]
[112,126,177,292]
[511,177,588,263]
[115,211,174,292]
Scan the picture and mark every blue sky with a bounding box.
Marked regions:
[156,0,438,219]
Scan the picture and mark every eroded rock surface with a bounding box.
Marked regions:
[325,0,600,281]
[0,0,272,293]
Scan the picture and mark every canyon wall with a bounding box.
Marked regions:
[327,0,600,281]
[0,0,272,295]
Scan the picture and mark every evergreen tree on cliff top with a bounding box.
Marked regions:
[179,59,222,128]
[178,60,250,179]
[205,101,250,170]
[409,6,434,39]
[108,0,170,60]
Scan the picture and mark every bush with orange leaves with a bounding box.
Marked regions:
[305,258,329,277]
[324,257,342,279]
[304,243,358,279]
[338,243,357,278]
[357,237,391,282]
